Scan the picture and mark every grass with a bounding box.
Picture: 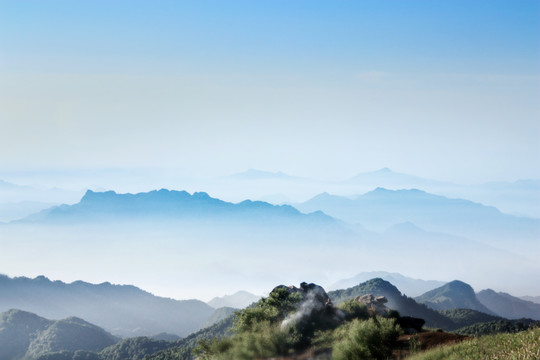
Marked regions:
[407,327,540,360]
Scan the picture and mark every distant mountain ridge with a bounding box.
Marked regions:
[347,167,453,188]
[17,189,334,225]
[0,179,81,222]
[329,271,445,297]
[207,291,261,309]
[0,275,214,337]
[477,289,540,320]
[415,280,495,315]
[295,188,540,244]
[327,278,455,329]
[520,295,540,304]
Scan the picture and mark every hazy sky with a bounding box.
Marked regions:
[1,0,539,183]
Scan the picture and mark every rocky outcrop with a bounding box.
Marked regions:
[355,294,389,315]
[274,282,332,308]
[273,282,338,332]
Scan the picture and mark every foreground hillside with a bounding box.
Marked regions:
[407,327,540,360]
[146,280,540,360]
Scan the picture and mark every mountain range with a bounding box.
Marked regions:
[477,289,540,320]
[328,271,445,297]
[207,291,261,309]
[0,275,215,337]
[2,276,540,360]
[0,309,118,360]
[294,188,540,253]
[346,167,452,188]
[0,179,82,223]
[215,168,540,218]
[3,187,539,298]
[414,280,496,314]
[18,189,334,227]
[414,280,540,321]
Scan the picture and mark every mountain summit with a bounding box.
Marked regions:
[415,280,495,315]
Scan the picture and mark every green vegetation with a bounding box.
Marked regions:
[4,280,539,360]
[453,319,540,337]
[438,308,501,329]
[328,278,454,329]
[0,310,117,360]
[184,284,402,360]
[407,327,540,360]
[203,307,237,329]
[26,317,119,358]
[332,317,401,360]
[190,287,310,359]
[414,280,494,314]
[337,299,370,321]
[145,315,234,360]
[100,337,174,360]
[36,350,100,360]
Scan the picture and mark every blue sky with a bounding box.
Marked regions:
[1,0,539,182]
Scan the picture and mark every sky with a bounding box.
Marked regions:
[1,0,539,183]
[0,1,540,301]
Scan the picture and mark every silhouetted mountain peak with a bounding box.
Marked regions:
[446,280,475,293]
[476,289,540,320]
[415,280,495,314]
[19,189,336,225]
[1,308,51,327]
[208,290,261,309]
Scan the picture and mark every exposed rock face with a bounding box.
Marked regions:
[273,282,338,332]
[355,294,389,315]
[274,282,332,307]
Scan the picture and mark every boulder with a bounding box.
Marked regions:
[355,294,389,315]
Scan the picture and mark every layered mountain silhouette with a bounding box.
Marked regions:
[0,275,214,337]
[416,281,540,321]
[0,309,118,360]
[0,179,81,222]
[346,167,452,189]
[520,295,540,304]
[477,289,540,320]
[415,280,495,315]
[328,278,455,329]
[2,277,539,360]
[328,271,445,297]
[207,291,260,309]
[18,189,334,226]
[295,188,540,242]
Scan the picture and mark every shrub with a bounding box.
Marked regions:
[338,300,370,321]
[194,321,294,360]
[333,317,401,360]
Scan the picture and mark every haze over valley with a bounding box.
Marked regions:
[0,1,539,359]
[1,169,538,300]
